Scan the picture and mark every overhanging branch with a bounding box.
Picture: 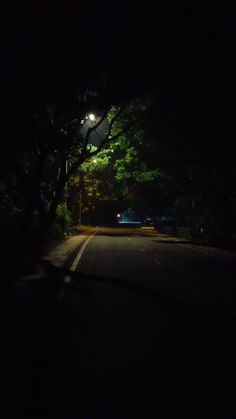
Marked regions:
[67,104,147,178]
[83,109,109,153]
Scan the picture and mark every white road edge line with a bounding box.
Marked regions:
[64,230,98,283]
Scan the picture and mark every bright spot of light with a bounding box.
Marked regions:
[89,113,95,121]
[116,213,121,218]
[93,159,97,164]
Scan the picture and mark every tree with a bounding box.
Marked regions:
[2,61,235,255]
[103,78,236,247]
[1,86,145,256]
[67,148,120,225]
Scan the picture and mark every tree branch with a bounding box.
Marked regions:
[105,106,124,141]
[83,109,109,153]
[88,116,138,157]
[81,105,126,161]
[67,109,138,178]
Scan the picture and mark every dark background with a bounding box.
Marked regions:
[1,2,235,100]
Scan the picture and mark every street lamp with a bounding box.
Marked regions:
[88,113,95,121]
[85,113,96,122]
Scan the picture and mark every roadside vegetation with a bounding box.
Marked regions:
[1,72,235,259]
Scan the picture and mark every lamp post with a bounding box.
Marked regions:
[78,112,104,226]
[79,191,82,226]
[85,113,103,145]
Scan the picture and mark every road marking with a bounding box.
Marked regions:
[153,258,202,296]
[177,279,203,296]
[64,276,71,284]
[64,231,98,283]
[153,258,163,266]
[178,243,210,255]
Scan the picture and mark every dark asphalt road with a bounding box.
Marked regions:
[1,227,236,418]
[76,227,236,315]
[60,228,236,418]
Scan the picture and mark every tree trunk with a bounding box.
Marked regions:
[22,150,47,240]
[222,197,233,249]
[36,160,68,255]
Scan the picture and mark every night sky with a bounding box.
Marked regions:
[0,1,236,171]
[1,2,235,102]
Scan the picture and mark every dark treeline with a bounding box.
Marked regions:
[0,2,235,258]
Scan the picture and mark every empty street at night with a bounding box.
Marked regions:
[73,227,236,315]
[2,227,236,418]
[1,2,236,418]
[50,227,236,418]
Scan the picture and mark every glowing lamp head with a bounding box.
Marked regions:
[116,213,121,218]
[88,113,95,121]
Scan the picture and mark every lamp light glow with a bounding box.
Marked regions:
[88,113,95,121]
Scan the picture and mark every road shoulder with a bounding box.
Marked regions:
[43,226,96,268]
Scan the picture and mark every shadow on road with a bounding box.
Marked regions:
[95,227,159,238]
[152,238,191,245]
[1,264,236,419]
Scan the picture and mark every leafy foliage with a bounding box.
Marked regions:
[1,63,236,251]
[56,203,72,234]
